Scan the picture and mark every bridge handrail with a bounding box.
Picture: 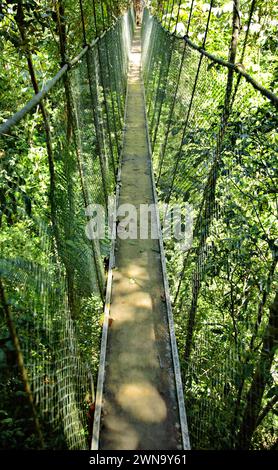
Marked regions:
[150,11,278,108]
[0,8,131,136]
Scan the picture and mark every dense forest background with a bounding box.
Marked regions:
[0,0,277,450]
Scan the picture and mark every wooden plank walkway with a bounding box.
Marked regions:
[92,28,189,451]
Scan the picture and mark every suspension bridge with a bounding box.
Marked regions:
[0,1,277,451]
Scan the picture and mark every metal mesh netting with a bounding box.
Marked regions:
[142,9,277,450]
[0,8,135,449]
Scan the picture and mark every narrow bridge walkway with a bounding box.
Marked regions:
[93,28,187,450]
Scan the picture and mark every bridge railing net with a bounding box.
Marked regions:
[142,9,277,450]
[0,8,135,450]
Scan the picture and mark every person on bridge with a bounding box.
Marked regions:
[133,0,144,26]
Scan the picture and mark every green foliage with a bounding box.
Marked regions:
[1,0,277,451]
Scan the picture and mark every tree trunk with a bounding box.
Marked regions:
[0,279,45,448]
[232,253,277,441]
[54,0,78,319]
[237,292,278,449]
[256,394,278,428]
[15,1,57,240]
[184,0,241,362]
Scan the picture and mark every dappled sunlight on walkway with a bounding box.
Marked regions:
[98,27,182,450]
